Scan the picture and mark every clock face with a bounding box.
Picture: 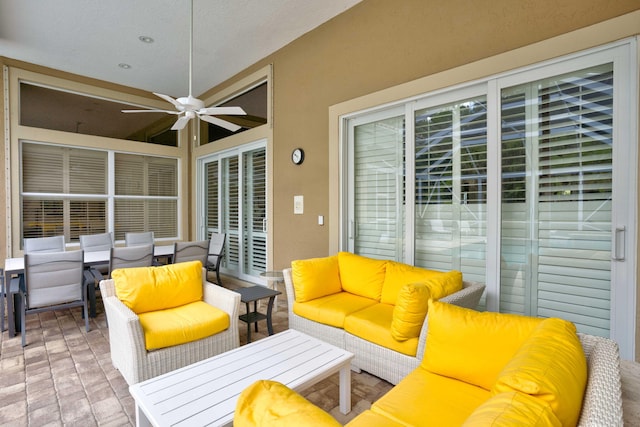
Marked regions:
[292,148,304,165]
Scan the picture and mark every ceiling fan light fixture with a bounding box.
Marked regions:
[121,0,246,132]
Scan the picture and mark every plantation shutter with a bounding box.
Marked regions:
[243,148,267,274]
[21,142,107,241]
[114,153,178,240]
[350,114,405,260]
[413,97,488,282]
[222,156,240,271]
[500,64,614,336]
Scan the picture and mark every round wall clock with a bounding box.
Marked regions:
[291,148,305,165]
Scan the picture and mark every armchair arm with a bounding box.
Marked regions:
[203,280,241,322]
[99,279,148,383]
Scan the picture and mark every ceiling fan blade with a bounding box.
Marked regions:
[122,109,179,114]
[153,92,183,109]
[198,106,247,116]
[171,115,192,130]
[199,114,242,132]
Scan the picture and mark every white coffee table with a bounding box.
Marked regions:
[129,329,354,427]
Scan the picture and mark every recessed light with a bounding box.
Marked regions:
[139,36,154,43]
[118,63,132,69]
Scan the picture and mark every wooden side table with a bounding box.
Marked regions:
[235,285,282,343]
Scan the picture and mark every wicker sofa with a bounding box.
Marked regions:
[100,262,240,385]
[283,252,486,385]
[236,301,624,426]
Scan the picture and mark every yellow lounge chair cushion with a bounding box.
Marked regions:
[389,282,431,341]
[492,317,587,427]
[138,300,229,350]
[113,260,202,314]
[291,255,342,303]
[293,292,377,328]
[337,252,387,301]
[235,380,341,427]
[463,391,561,427]
[422,300,542,390]
[344,303,419,356]
[371,367,490,426]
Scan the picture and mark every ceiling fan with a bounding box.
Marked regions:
[122,0,246,132]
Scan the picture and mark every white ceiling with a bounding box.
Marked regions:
[0,0,362,98]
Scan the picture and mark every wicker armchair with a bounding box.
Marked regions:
[99,268,240,385]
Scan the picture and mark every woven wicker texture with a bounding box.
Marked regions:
[99,269,240,385]
[283,268,485,385]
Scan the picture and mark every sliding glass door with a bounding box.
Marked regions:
[343,42,637,358]
[199,140,266,281]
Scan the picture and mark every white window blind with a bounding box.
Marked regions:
[413,97,488,283]
[500,64,614,336]
[20,141,179,244]
[351,115,405,260]
[243,148,267,274]
[21,142,107,243]
[114,153,178,240]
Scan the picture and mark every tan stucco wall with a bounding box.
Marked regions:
[200,0,640,358]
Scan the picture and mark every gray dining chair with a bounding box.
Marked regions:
[19,250,89,347]
[173,240,210,266]
[109,244,155,275]
[23,235,65,253]
[125,231,154,247]
[80,232,114,317]
[207,232,226,285]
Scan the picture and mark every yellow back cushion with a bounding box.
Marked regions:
[381,261,444,305]
[462,391,561,427]
[337,252,387,300]
[422,300,542,390]
[113,260,203,314]
[425,270,463,300]
[291,255,341,303]
[390,282,431,341]
[235,380,341,427]
[492,318,587,427]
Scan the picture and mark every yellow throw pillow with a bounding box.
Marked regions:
[422,300,542,390]
[113,260,202,314]
[381,261,444,305]
[462,391,561,427]
[337,252,387,300]
[390,282,431,341]
[235,380,341,427]
[492,318,587,427]
[291,255,342,303]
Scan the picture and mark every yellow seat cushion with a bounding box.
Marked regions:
[346,410,405,427]
[344,304,419,356]
[422,300,542,391]
[372,367,490,426]
[492,318,587,427]
[381,261,445,305]
[138,301,229,350]
[291,255,342,303]
[293,292,377,328]
[235,380,341,427]
[463,391,561,427]
[337,252,387,301]
[113,260,203,314]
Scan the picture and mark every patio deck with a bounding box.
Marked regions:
[0,277,638,426]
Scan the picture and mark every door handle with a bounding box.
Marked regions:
[612,226,626,261]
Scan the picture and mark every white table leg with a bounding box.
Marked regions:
[136,403,153,427]
[339,363,352,414]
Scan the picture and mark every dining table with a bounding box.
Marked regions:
[2,244,175,337]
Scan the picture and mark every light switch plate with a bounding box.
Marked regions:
[294,195,304,214]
